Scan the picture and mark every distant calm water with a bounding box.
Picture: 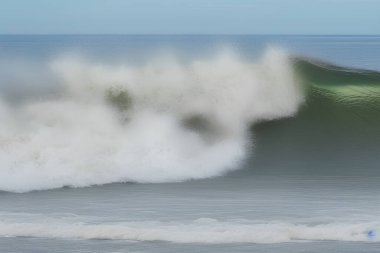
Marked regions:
[0,35,379,252]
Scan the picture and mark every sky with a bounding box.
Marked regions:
[0,0,379,35]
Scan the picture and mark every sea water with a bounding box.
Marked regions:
[0,35,379,252]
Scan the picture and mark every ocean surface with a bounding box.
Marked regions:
[0,35,380,252]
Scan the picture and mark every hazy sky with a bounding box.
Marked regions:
[1,0,379,34]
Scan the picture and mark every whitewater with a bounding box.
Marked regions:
[1,35,380,253]
[0,48,303,192]
[0,216,379,243]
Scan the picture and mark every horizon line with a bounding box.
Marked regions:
[1,33,380,36]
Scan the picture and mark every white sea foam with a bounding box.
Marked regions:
[0,48,303,192]
[0,218,378,243]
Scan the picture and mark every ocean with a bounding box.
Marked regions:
[0,35,379,252]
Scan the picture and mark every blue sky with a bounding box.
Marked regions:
[0,0,379,34]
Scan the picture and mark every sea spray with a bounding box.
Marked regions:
[0,48,303,192]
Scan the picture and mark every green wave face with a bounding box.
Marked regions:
[248,58,380,176]
[294,58,380,87]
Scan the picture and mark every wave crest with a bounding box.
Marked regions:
[0,48,303,192]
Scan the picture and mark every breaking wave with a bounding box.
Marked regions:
[0,48,303,192]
